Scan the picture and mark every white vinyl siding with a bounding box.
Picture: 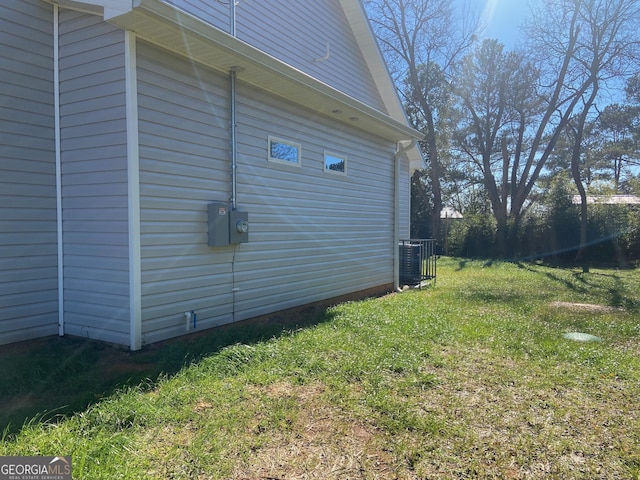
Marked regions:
[233,83,395,320]
[236,0,385,111]
[0,0,58,345]
[58,9,130,345]
[399,156,411,239]
[137,41,233,344]
[0,1,412,349]
[136,41,395,344]
[164,0,230,33]
[153,0,385,111]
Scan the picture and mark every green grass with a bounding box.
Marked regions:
[1,258,639,479]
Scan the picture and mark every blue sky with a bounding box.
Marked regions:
[478,0,532,47]
[475,0,628,102]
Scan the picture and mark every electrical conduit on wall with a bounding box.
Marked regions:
[230,0,241,323]
[54,4,64,337]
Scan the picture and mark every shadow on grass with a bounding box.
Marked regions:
[515,262,639,312]
[451,257,638,311]
[455,258,495,271]
[0,305,336,437]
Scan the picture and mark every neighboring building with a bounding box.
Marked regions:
[571,195,640,205]
[440,207,463,219]
[1,0,423,349]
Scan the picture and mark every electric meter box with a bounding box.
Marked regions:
[208,203,230,247]
[230,210,249,244]
[208,203,249,246]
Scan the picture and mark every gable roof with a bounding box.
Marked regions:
[338,0,424,170]
[47,0,424,168]
[338,0,411,130]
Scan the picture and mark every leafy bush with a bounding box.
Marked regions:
[439,175,638,266]
[411,170,434,240]
[541,178,581,262]
[447,212,496,258]
[587,204,639,266]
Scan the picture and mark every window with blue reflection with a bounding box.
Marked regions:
[268,136,301,165]
[324,152,346,174]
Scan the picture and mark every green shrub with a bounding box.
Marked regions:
[447,212,496,258]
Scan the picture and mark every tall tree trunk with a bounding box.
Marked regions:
[572,153,589,263]
[424,107,442,243]
[570,85,599,265]
[494,215,508,258]
[500,136,511,257]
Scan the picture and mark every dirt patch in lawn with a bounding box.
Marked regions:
[549,301,624,313]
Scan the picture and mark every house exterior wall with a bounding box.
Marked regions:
[58,9,131,345]
[1,0,415,348]
[233,80,396,319]
[136,40,234,344]
[137,41,395,345]
[236,0,386,111]
[163,0,386,111]
[0,0,58,345]
[164,0,228,31]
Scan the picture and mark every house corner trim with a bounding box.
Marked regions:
[125,31,142,350]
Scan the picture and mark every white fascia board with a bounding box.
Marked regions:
[104,0,422,143]
[338,0,407,122]
[339,0,425,171]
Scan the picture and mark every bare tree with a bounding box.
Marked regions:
[452,39,541,255]
[365,0,477,241]
[527,0,640,261]
[451,0,640,258]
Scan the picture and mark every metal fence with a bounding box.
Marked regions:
[399,239,437,286]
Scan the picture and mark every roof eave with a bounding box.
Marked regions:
[71,0,422,143]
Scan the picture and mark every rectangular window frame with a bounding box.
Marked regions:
[323,151,347,175]
[268,136,302,166]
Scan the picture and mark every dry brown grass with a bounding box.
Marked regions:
[213,343,639,480]
[549,301,625,313]
[366,345,638,479]
[231,382,407,480]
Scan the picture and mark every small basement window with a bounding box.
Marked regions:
[324,151,347,174]
[268,136,301,166]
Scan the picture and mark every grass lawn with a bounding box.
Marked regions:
[1,257,639,479]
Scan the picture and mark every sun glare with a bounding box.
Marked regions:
[477,0,532,47]
[480,0,499,31]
